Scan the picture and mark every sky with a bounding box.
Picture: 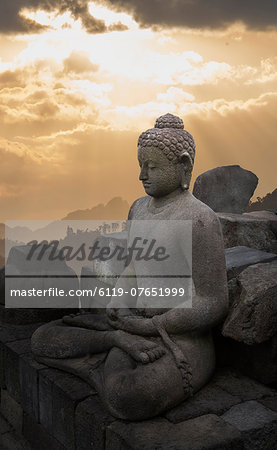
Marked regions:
[0,0,276,220]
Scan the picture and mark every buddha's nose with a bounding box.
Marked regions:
[139,166,148,180]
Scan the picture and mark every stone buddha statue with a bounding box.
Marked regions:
[31,113,228,421]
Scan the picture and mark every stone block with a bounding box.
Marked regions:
[106,414,244,450]
[0,429,32,450]
[223,261,277,345]
[193,165,258,214]
[38,368,53,431]
[23,413,66,450]
[0,341,5,388]
[218,212,277,254]
[39,368,94,450]
[75,395,115,450]
[225,246,277,281]
[165,383,240,423]
[0,412,11,434]
[19,353,46,421]
[4,339,31,403]
[1,389,23,433]
[213,369,275,401]
[0,323,43,344]
[222,400,277,449]
[259,396,277,413]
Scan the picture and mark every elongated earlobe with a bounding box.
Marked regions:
[179,151,193,190]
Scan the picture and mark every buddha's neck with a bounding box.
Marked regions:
[150,187,186,208]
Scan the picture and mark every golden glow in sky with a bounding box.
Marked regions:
[0,0,276,219]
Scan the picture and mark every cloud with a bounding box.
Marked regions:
[63,51,99,74]
[103,0,277,30]
[1,0,276,36]
[0,0,130,35]
[0,90,276,220]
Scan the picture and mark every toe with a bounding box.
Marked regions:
[146,350,156,362]
[139,352,150,364]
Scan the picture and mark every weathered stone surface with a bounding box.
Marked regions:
[259,396,277,413]
[75,395,115,450]
[193,165,258,214]
[106,414,244,450]
[218,213,277,254]
[244,210,277,224]
[1,389,23,433]
[0,412,11,434]
[222,261,277,345]
[4,339,31,403]
[0,323,43,344]
[39,368,94,450]
[222,400,277,450]
[23,413,66,450]
[19,354,46,421]
[212,369,275,401]
[165,383,240,423]
[0,428,32,450]
[225,246,277,281]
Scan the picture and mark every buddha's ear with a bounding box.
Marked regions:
[179,151,193,168]
[179,151,193,190]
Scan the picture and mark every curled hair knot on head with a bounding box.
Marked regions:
[137,113,195,168]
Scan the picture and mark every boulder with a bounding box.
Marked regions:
[193,165,258,214]
[222,261,277,345]
[225,246,277,281]
[218,213,277,254]
[244,210,277,221]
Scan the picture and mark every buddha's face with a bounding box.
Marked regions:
[138,146,183,197]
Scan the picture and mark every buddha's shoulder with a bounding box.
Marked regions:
[128,196,150,219]
[179,192,220,226]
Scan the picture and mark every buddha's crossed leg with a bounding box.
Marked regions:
[31,318,185,420]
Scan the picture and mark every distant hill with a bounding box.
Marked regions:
[62,197,129,220]
[248,189,277,212]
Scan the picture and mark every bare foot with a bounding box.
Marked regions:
[63,313,114,331]
[115,331,166,364]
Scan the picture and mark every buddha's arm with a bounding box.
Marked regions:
[108,212,229,336]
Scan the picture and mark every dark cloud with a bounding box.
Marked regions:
[102,0,277,30]
[1,0,276,35]
[0,0,125,35]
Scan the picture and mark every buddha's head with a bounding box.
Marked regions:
[137,113,195,198]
